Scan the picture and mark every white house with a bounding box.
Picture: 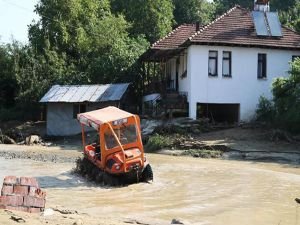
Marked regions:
[40,83,130,136]
[141,2,300,122]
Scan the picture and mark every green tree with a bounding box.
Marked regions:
[111,0,174,43]
[214,0,296,16]
[214,0,253,15]
[279,1,300,32]
[271,0,296,11]
[0,44,16,107]
[28,0,148,86]
[173,0,215,25]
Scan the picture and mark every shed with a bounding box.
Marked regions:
[40,83,130,136]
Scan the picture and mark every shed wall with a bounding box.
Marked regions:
[46,102,118,136]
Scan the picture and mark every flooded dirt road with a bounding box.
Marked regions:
[1,153,300,225]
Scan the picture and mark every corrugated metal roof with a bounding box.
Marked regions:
[40,83,130,103]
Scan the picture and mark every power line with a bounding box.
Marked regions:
[1,0,36,15]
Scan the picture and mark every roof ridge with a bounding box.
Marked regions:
[151,24,194,48]
[188,5,241,41]
[282,25,300,34]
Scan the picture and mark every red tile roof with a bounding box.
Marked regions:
[187,6,300,50]
[151,24,198,49]
[149,6,300,51]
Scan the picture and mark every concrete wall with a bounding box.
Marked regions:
[46,102,118,136]
[186,45,300,121]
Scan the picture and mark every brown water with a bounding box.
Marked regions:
[1,154,300,225]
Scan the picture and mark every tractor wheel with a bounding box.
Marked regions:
[140,164,153,182]
[103,172,120,186]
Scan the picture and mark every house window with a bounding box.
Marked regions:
[208,51,218,76]
[222,51,232,77]
[73,104,86,119]
[292,55,300,61]
[257,53,267,79]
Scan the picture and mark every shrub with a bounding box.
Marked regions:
[182,149,223,158]
[256,96,275,122]
[144,134,172,152]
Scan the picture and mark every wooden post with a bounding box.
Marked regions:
[153,61,156,81]
[146,62,150,90]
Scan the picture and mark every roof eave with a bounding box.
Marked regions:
[186,41,300,51]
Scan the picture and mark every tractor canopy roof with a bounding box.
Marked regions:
[77,106,134,130]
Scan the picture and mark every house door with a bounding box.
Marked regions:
[176,58,180,92]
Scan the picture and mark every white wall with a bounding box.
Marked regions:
[47,103,81,136]
[187,45,300,121]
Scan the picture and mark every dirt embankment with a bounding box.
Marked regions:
[0,144,81,163]
[1,119,300,163]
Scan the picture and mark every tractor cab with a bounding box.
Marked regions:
[77,107,151,180]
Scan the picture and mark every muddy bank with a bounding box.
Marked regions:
[0,149,78,163]
[159,146,300,164]
[0,144,81,163]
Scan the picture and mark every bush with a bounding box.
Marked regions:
[144,134,172,152]
[277,104,300,133]
[182,149,223,158]
[255,59,300,133]
[256,96,275,122]
[0,104,41,122]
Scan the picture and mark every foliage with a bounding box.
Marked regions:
[173,0,215,25]
[255,96,275,122]
[256,58,300,133]
[213,0,253,15]
[111,0,174,43]
[271,0,297,11]
[0,0,150,121]
[144,134,172,152]
[272,58,300,132]
[279,2,300,32]
[0,44,16,107]
[29,0,149,85]
[182,149,223,158]
[214,0,296,16]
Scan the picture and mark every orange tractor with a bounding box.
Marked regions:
[76,106,153,185]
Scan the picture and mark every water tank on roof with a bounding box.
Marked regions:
[255,0,270,5]
[254,0,270,12]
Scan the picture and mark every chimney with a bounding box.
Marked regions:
[254,0,270,12]
[196,22,200,32]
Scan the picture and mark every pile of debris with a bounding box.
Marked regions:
[0,176,46,213]
[171,135,228,151]
[141,117,210,139]
[142,117,236,138]
[0,121,51,146]
[0,133,51,146]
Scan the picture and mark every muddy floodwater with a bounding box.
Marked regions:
[1,154,300,225]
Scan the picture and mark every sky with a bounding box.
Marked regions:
[0,0,39,44]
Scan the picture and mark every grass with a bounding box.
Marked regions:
[181,149,223,158]
[144,134,172,152]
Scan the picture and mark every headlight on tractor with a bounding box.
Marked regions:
[115,163,121,170]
